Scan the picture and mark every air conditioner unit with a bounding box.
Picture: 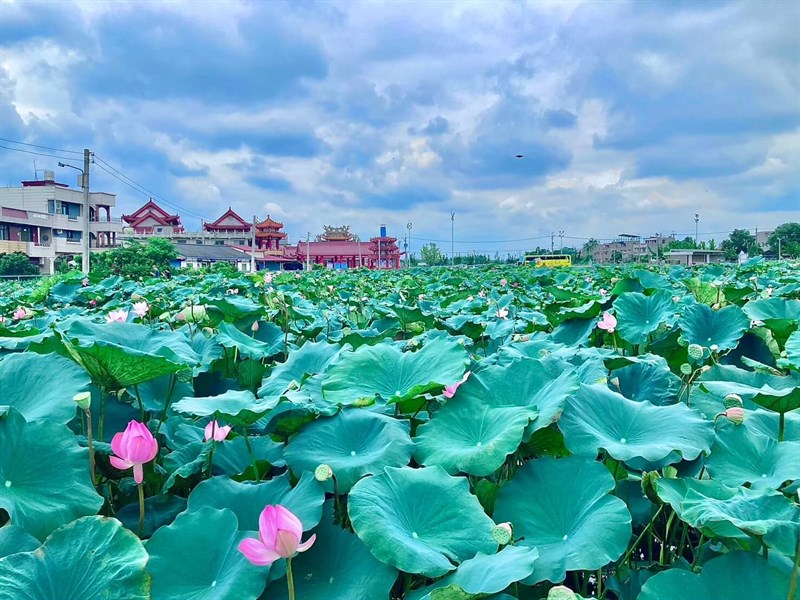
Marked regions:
[55,229,64,234]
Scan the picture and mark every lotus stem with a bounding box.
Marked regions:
[286,557,296,600]
[99,389,106,441]
[660,511,676,565]
[137,483,145,538]
[778,413,785,442]
[332,473,341,524]
[243,428,259,479]
[134,384,145,421]
[85,408,96,486]
[788,536,800,600]
[620,505,664,567]
[154,374,177,438]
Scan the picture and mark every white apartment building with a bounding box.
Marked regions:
[0,171,125,274]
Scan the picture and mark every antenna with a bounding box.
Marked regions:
[33,160,47,180]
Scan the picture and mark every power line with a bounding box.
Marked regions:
[0,138,82,155]
[0,144,77,161]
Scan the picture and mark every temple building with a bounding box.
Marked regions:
[202,208,251,234]
[122,199,184,234]
[284,224,402,270]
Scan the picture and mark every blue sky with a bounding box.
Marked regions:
[1,0,798,256]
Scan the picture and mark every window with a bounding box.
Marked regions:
[195,239,203,245]
[215,240,225,245]
[176,239,186,244]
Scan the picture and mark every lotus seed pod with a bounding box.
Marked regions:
[131,293,142,301]
[491,522,513,545]
[641,471,662,505]
[701,365,711,372]
[663,466,678,479]
[724,407,745,425]
[548,586,578,600]
[314,464,333,482]
[723,393,743,409]
[680,363,692,375]
[687,344,704,360]
[710,344,719,352]
[712,303,720,310]
[73,391,91,410]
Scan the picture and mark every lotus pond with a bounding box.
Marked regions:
[0,260,798,600]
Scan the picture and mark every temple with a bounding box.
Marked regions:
[122,199,184,234]
[120,200,403,270]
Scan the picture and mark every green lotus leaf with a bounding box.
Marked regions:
[0,516,148,600]
[205,295,263,322]
[551,318,595,347]
[678,303,749,351]
[213,435,285,475]
[784,329,800,369]
[189,331,224,376]
[186,472,324,533]
[348,466,497,577]
[57,319,201,389]
[0,409,103,541]
[638,551,793,600]
[706,421,800,488]
[612,359,681,405]
[284,409,414,492]
[162,441,212,492]
[258,341,343,402]
[743,298,800,343]
[217,321,284,360]
[0,525,38,558]
[117,494,186,539]
[172,389,275,425]
[0,352,90,423]
[323,338,470,406]
[135,373,193,413]
[146,507,266,600]
[415,356,577,475]
[558,384,714,462]
[407,546,539,600]
[613,291,676,345]
[493,456,631,584]
[264,506,398,600]
[698,364,800,414]
[655,478,800,556]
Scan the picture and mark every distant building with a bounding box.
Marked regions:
[284,224,402,270]
[0,171,124,274]
[593,233,675,264]
[122,199,184,234]
[755,229,773,250]
[664,249,726,266]
[173,244,252,271]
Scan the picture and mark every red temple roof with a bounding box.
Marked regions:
[256,215,284,230]
[203,207,250,231]
[122,199,182,226]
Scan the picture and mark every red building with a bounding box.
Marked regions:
[122,199,184,234]
[284,224,402,269]
[202,208,251,233]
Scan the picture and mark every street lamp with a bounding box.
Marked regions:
[450,212,455,265]
[407,222,413,267]
[57,160,90,274]
[694,213,700,245]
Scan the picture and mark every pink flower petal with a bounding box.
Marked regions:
[296,533,316,554]
[274,529,299,558]
[109,455,132,471]
[238,538,281,566]
[110,432,126,458]
[274,505,303,540]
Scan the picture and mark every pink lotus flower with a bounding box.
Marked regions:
[585,277,592,283]
[238,505,316,566]
[478,290,486,298]
[12,307,27,320]
[443,371,471,399]
[176,312,186,322]
[204,420,232,442]
[89,299,97,307]
[597,311,617,333]
[295,273,302,279]
[264,273,273,284]
[496,308,509,319]
[105,309,128,323]
[599,288,608,296]
[0,316,5,325]
[418,294,425,301]
[132,301,149,318]
[82,278,90,287]
[724,407,745,425]
[328,285,335,293]
[500,278,508,286]
[110,420,158,484]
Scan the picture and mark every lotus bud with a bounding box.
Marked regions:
[609,376,620,388]
[548,586,579,600]
[724,407,745,425]
[491,522,513,545]
[680,363,692,375]
[251,321,259,332]
[641,471,662,505]
[131,293,142,300]
[701,365,711,372]
[314,464,333,482]
[712,303,720,310]
[663,466,678,479]
[687,344,704,361]
[723,393,743,409]
[73,391,91,410]
[672,295,681,303]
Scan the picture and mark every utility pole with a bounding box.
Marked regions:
[450,212,455,264]
[778,237,782,260]
[550,232,555,253]
[558,230,565,252]
[82,149,91,273]
[694,213,700,245]
[305,232,311,271]
[250,215,257,273]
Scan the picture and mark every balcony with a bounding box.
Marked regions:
[0,240,29,254]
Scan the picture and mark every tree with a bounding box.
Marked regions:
[91,238,178,279]
[0,252,39,276]
[768,222,800,258]
[720,229,756,261]
[420,243,447,266]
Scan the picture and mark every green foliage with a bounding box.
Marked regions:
[767,221,800,257]
[90,238,177,279]
[0,252,38,276]
[420,242,448,266]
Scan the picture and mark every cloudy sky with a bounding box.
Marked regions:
[1,0,798,256]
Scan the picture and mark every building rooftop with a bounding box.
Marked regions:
[175,244,249,261]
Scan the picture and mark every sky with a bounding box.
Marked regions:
[1,0,798,257]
